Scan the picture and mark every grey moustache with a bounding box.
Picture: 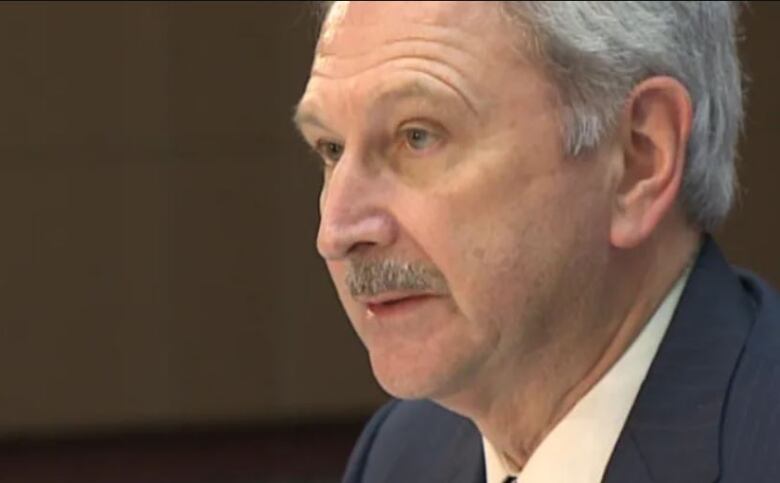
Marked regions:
[347,259,449,297]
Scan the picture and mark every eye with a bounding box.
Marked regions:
[403,127,440,153]
[315,140,344,165]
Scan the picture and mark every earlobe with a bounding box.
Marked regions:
[610,77,692,249]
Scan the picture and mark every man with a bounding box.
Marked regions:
[293,1,780,482]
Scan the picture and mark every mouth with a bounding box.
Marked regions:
[362,293,440,318]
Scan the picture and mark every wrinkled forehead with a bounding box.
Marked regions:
[317,1,509,56]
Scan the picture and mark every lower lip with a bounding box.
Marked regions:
[366,295,438,318]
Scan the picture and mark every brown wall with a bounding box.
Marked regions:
[718,2,780,285]
[0,2,386,437]
[0,2,777,438]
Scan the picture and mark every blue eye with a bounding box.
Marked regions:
[404,127,438,152]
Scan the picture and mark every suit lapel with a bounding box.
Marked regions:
[374,400,486,483]
[428,416,486,483]
[604,237,755,483]
[603,429,655,483]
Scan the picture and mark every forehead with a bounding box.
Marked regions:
[318,1,507,53]
[298,2,543,119]
[294,0,563,142]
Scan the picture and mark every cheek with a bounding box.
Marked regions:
[420,185,546,305]
[397,212,527,354]
[449,223,545,340]
[419,170,607,334]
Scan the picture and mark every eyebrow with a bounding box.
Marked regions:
[292,107,331,134]
[293,79,476,134]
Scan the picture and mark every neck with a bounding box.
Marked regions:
[437,221,702,469]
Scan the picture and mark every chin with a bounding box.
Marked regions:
[367,348,478,401]
[372,370,434,400]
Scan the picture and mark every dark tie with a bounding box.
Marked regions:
[502,477,517,483]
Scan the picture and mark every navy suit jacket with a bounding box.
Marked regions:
[342,238,780,482]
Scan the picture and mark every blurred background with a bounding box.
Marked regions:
[0,2,777,482]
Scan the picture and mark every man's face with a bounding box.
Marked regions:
[295,1,614,402]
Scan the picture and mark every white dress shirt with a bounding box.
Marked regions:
[483,270,691,483]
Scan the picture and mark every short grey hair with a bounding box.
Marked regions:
[501,1,744,231]
[318,1,745,230]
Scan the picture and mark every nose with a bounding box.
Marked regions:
[316,159,397,260]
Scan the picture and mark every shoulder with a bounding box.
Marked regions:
[721,270,780,480]
[342,399,484,483]
[736,269,780,360]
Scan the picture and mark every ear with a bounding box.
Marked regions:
[610,76,692,249]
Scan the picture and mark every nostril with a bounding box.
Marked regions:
[346,240,378,256]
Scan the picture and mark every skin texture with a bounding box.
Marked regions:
[295,0,700,468]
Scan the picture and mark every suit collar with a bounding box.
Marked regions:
[605,237,756,483]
